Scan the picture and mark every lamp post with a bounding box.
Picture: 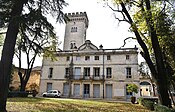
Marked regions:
[100,44,105,99]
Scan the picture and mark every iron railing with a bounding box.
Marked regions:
[65,75,104,80]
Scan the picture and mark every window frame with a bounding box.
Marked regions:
[126,55,130,60]
[107,55,111,60]
[106,67,112,78]
[126,67,132,78]
[85,56,90,61]
[84,67,90,76]
[48,67,53,78]
[93,67,100,77]
[94,56,99,60]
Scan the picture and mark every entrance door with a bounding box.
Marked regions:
[63,83,70,96]
[47,83,52,91]
[83,84,90,98]
[106,84,112,99]
[73,84,80,97]
[93,84,100,98]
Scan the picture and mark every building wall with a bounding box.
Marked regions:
[40,50,140,100]
[10,67,41,92]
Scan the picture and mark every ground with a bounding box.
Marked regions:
[7,97,152,112]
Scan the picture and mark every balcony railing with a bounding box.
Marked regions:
[65,75,104,80]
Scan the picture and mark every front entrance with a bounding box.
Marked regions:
[106,84,112,99]
[63,83,70,97]
[83,84,90,98]
[93,84,100,98]
[73,84,80,97]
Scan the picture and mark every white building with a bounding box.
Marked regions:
[40,12,140,100]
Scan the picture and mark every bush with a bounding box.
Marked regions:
[8,91,28,97]
[154,104,174,112]
[142,100,154,110]
[137,97,144,105]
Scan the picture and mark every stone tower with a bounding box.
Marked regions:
[63,12,89,51]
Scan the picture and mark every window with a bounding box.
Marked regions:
[107,55,111,60]
[106,67,112,78]
[74,67,81,79]
[71,27,77,32]
[66,56,70,61]
[85,56,90,61]
[146,88,148,91]
[126,67,132,78]
[84,84,90,95]
[65,68,69,75]
[94,67,100,77]
[94,56,99,60]
[76,56,81,61]
[70,43,77,49]
[126,55,130,60]
[84,67,90,76]
[48,67,53,78]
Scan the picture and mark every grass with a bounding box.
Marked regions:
[7,97,152,112]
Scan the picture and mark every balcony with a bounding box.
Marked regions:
[65,75,104,80]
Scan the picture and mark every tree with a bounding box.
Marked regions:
[127,84,138,104]
[15,20,59,92]
[106,0,174,107]
[0,0,67,111]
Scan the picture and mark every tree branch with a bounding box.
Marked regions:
[120,37,136,48]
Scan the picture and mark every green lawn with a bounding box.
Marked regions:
[7,97,152,112]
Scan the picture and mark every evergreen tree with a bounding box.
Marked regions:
[0,0,67,111]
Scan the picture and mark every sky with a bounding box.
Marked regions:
[13,0,141,68]
[55,0,137,50]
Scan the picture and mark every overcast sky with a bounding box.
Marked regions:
[53,0,137,49]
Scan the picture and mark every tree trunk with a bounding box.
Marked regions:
[0,1,24,111]
[20,81,27,92]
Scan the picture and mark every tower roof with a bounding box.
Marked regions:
[64,12,89,28]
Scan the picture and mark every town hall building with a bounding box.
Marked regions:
[39,12,140,100]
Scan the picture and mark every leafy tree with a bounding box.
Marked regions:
[106,0,174,107]
[127,84,138,94]
[0,0,67,111]
[15,21,59,92]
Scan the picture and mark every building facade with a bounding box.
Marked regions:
[39,12,140,100]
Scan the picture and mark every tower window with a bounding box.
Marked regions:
[70,43,77,49]
[71,27,77,32]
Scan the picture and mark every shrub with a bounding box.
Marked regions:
[8,91,28,97]
[142,100,154,110]
[137,97,144,105]
[154,104,174,112]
